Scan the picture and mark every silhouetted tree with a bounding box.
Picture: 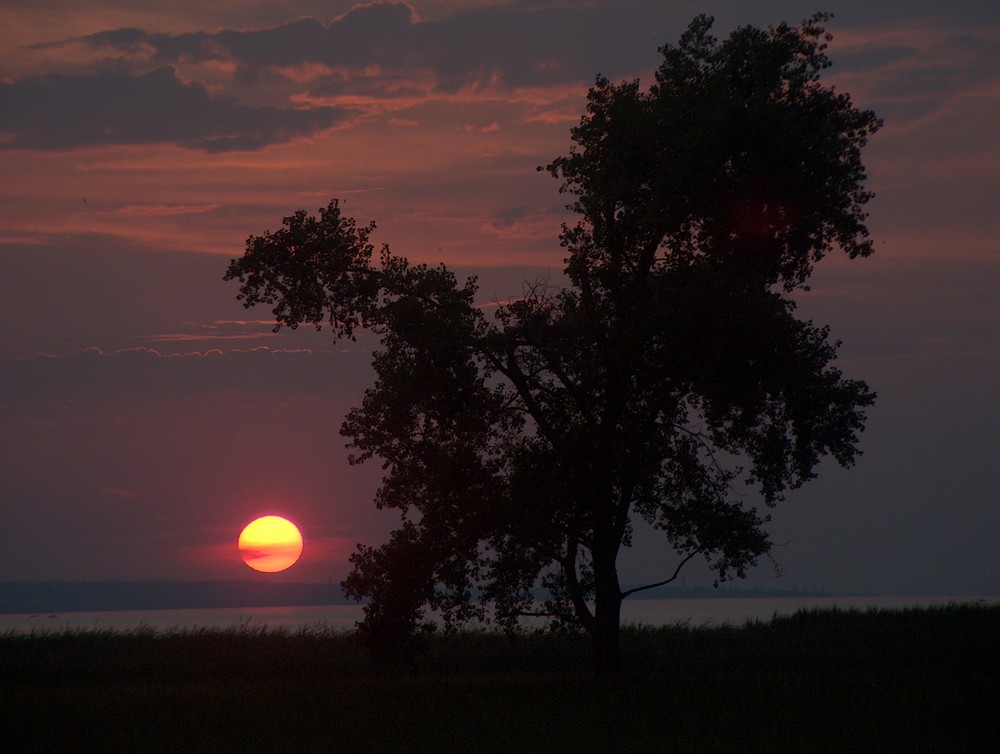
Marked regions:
[225,13,880,679]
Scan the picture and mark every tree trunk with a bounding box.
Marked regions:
[591,546,624,681]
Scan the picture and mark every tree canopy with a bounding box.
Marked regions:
[225,13,881,678]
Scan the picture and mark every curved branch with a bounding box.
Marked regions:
[620,549,702,599]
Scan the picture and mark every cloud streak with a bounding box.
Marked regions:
[56,1,645,88]
[0,66,348,151]
[111,203,221,217]
[5,0,673,152]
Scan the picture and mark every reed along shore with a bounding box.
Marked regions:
[2,603,997,752]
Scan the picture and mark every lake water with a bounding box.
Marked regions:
[2,595,996,634]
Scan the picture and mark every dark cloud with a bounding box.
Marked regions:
[0,66,348,151]
[55,0,998,94]
[51,1,674,96]
[13,1,994,151]
[217,7,418,69]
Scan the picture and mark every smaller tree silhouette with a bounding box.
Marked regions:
[225,13,881,679]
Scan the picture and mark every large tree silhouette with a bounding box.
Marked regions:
[225,13,880,678]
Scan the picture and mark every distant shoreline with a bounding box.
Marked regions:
[0,580,349,615]
[3,579,856,615]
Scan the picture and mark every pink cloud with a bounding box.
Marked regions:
[481,209,560,242]
[828,21,997,117]
[111,203,221,217]
[525,106,584,125]
[457,122,502,134]
[274,62,336,84]
[104,486,143,501]
[204,319,281,326]
[146,332,278,343]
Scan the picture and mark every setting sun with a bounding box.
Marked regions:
[237,515,304,573]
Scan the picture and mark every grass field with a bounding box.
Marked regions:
[2,603,997,752]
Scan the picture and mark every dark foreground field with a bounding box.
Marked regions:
[2,604,998,753]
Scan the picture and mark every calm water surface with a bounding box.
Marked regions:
[2,595,996,634]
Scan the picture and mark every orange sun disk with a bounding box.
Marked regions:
[238,515,304,573]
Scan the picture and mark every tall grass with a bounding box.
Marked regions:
[2,604,997,752]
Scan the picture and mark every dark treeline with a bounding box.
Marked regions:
[0,580,836,614]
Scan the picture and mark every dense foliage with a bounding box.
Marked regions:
[225,13,881,676]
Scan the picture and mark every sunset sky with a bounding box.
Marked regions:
[2,0,998,596]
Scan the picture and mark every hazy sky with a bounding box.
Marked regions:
[2,1,998,595]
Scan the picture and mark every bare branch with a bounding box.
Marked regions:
[621,549,702,599]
